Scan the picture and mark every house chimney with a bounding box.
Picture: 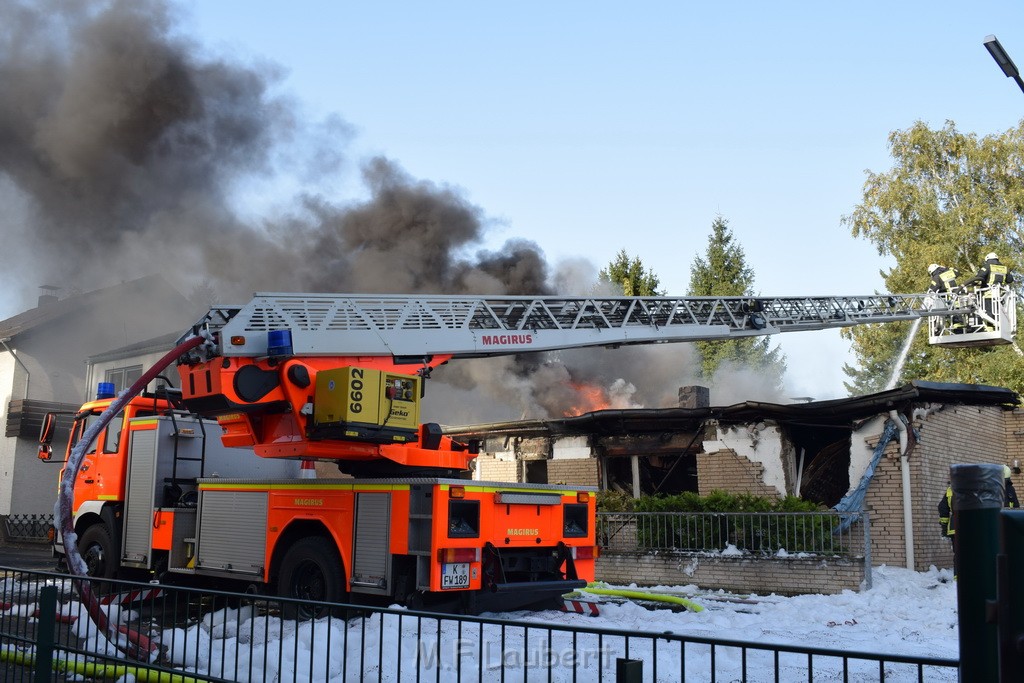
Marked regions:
[38,285,60,307]
[678,385,710,409]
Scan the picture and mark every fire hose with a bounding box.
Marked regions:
[582,582,704,612]
[0,647,202,682]
[54,334,206,662]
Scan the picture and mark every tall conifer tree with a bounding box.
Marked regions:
[688,216,786,387]
[598,249,663,296]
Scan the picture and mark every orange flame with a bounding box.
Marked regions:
[563,382,612,417]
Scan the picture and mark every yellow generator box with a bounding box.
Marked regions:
[313,367,420,442]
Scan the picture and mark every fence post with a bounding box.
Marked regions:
[616,657,643,682]
[34,585,57,683]
[952,463,1003,683]
[997,510,1024,682]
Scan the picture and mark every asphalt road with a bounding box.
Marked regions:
[0,542,59,572]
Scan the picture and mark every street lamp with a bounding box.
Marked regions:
[984,34,1024,95]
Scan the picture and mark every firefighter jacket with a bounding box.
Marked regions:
[929,267,961,293]
[966,259,1014,290]
[939,481,1018,535]
[938,486,954,536]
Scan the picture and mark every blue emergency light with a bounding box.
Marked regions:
[267,329,294,357]
[96,382,116,399]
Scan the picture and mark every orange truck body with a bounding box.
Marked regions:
[56,390,596,613]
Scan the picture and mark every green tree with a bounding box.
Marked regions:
[842,119,1024,395]
[687,216,786,386]
[598,249,663,296]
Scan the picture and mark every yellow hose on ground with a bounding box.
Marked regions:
[0,647,201,683]
[582,582,704,612]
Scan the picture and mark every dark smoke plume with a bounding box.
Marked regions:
[0,0,784,421]
[0,1,554,302]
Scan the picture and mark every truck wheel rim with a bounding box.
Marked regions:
[84,543,105,577]
[293,560,326,601]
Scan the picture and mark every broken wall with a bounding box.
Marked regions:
[696,421,789,498]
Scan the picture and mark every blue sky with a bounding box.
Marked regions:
[171,0,1024,400]
[10,1,1020,401]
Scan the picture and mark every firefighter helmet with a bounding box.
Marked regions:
[986,252,999,261]
[928,264,941,274]
[1006,465,1013,479]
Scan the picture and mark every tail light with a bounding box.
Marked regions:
[570,546,598,560]
[438,547,481,563]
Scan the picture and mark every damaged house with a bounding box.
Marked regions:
[0,277,197,523]
[446,382,1022,575]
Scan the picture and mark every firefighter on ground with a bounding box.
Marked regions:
[939,469,1018,576]
[927,264,966,332]
[1005,465,1020,509]
[938,483,957,578]
[938,483,955,544]
[964,252,1014,329]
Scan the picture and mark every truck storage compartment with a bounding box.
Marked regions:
[120,414,297,569]
[194,487,269,577]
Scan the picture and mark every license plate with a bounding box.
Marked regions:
[441,563,470,589]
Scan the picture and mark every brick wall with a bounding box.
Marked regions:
[547,458,600,487]
[860,435,905,569]
[596,552,865,596]
[475,455,519,483]
[696,448,780,498]
[1006,408,1024,478]
[862,405,1010,571]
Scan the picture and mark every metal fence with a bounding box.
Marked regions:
[598,510,869,558]
[0,566,955,682]
[2,515,53,543]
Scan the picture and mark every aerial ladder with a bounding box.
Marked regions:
[174,290,1015,470]
[176,289,1014,466]
[184,290,1011,363]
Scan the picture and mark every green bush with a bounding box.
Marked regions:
[595,490,635,512]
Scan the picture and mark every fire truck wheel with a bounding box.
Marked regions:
[277,536,347,619]
[78,524,117,583]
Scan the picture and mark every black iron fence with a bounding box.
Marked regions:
[598,510,869,557]
[0,567,955,682]
[2,515,54,543]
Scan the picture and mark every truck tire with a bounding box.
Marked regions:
[276,536,347,620]
[78,524,118,585]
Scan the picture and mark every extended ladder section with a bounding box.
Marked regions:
[181,291,990,362]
